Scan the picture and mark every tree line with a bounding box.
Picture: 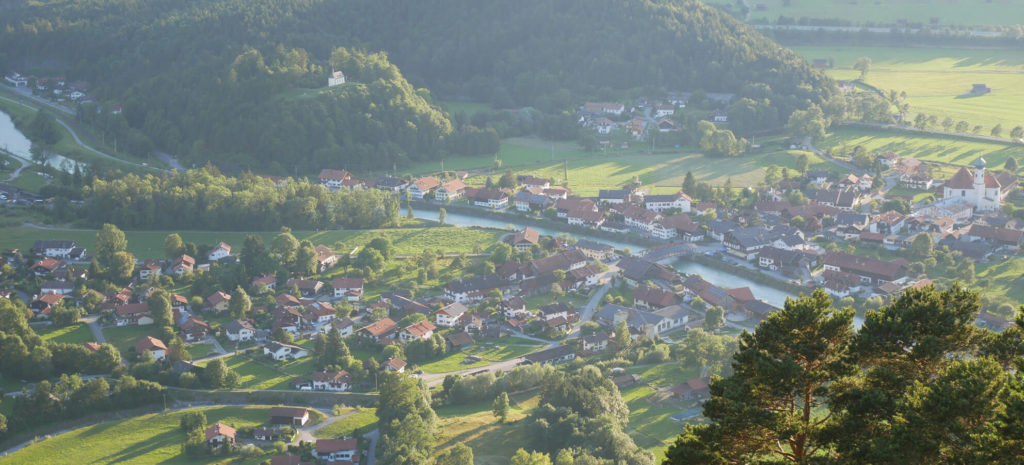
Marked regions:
[80,166,400,230]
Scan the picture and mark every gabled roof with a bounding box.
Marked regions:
[318,169,352,181]
[511,227,540,246]
[412,176,440,191]
[437,302,469,318]
[360,318,398,336]
[225,319,255,333]
[205,422,237,441]
[310,370,351,384]
[206,291,231,306]
[402,320,437,337]
[134,336,167,354]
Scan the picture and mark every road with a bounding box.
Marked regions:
[81,315,108,344]
[567,281,612,338]
[0,91,165,172]
[839,120,1019,146]
[1,151,27,182]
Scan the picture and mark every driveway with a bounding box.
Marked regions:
[81,315,108,343]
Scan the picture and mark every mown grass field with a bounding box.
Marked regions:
[102,325,161,358]
[38,323,96,345]
[205,353,315,390]
[417,340,545,374]
[621,363,701,459]
[433,392,539,465]
[793,45,1024,132]
[0,406,289,465]
[823,127,1024,169]
[314,407,378,439]
[0,224,505,259]
[975,256,1024,307]
[6,170,48,192]
[740,0,1023,26]
[440,100,491,116]
[417,137,827,195]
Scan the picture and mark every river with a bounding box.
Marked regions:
[0,109,83,173]
[411,208,641,251]
[0,110,32,159]
[414,207,795,304]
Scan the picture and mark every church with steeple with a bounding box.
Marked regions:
[942,157,1014,211]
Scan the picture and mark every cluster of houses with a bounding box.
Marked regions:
[197,407,363,464]
[576,92,735,145]
[4,71,96,105]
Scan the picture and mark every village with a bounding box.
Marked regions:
[2,120,1023,464]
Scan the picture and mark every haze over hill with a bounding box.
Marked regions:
[0,0,835,172]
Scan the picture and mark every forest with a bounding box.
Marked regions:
[0,0,835,172]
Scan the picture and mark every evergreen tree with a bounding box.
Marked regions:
[492,391,510,423]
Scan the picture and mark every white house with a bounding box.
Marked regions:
[32,240,76,258]
[225,319,255,342]
[134,336,167,361]
[408,176,440,200]
[435,302,468,327]
[208,242,231,262]
[644,192,691,213]
[310,370,352,391]
[655,104,675,117]
[435,179,466,201]
[264,341,308,361]
[204,423,236,448]
[315,438,358,462]
[399,320,437,342]
[331,277,364,301]
[328,70,346,87]
[318,169,352,191]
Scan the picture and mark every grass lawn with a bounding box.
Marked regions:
[418,340,545,374]
[434,393,538,465]
[102,325,162,358]
[185,343,216,359]
[38,323,96,345]
[885,186,936,203]
[822,127,1024,169]
[743,0,1023,26]
[205,353,316,390]
[314,407,378,438]
[7,170,48,192]
[794,45,1024,133]
[975,256,1024,308]
[0,225,505,260]
[621,363,703,458]
[0,405,289,465]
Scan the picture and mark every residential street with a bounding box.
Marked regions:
[81,315,108,343]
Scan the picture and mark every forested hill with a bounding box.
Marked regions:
[0,0,834,172]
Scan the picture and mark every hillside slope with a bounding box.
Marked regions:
[0,0,835,171]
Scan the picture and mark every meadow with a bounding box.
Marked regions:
[433,392,539,465]
[37,323,96,345]
[102,325,162,358]
[313,407,378,439]
[740,0,1023,26]
[823,127,1024,169]
[0,223,505,259]
[414,136,827,195]
[793,45,1024,133]
[0,405,306,465]
[417,340,546,374]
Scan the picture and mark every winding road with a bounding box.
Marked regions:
[0,90,165,172]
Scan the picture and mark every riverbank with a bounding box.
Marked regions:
[411,201,661,250]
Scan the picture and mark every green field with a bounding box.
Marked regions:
[823,127,1024,169]
[976,256,1024,308]
[314,407,378,438]
[38,323,96,345]
[1,406,287,465]
[411,137,827,195]
[433,393,538,465]
[622,364,701,459]
[740,0,1023,26]
[102,325,161,358]
[208,353,315,390]
[7,170,48,192]
[794,45,1024,132]
[417,340,545,374]
[0,224,505,259]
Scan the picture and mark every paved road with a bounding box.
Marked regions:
[81,315,108,344]
[154,151,185,171]
[292,407,348,445]
[0,92,164,172]
[567,281,612,338]
[1,150,27,182]
[364,429,379,465]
